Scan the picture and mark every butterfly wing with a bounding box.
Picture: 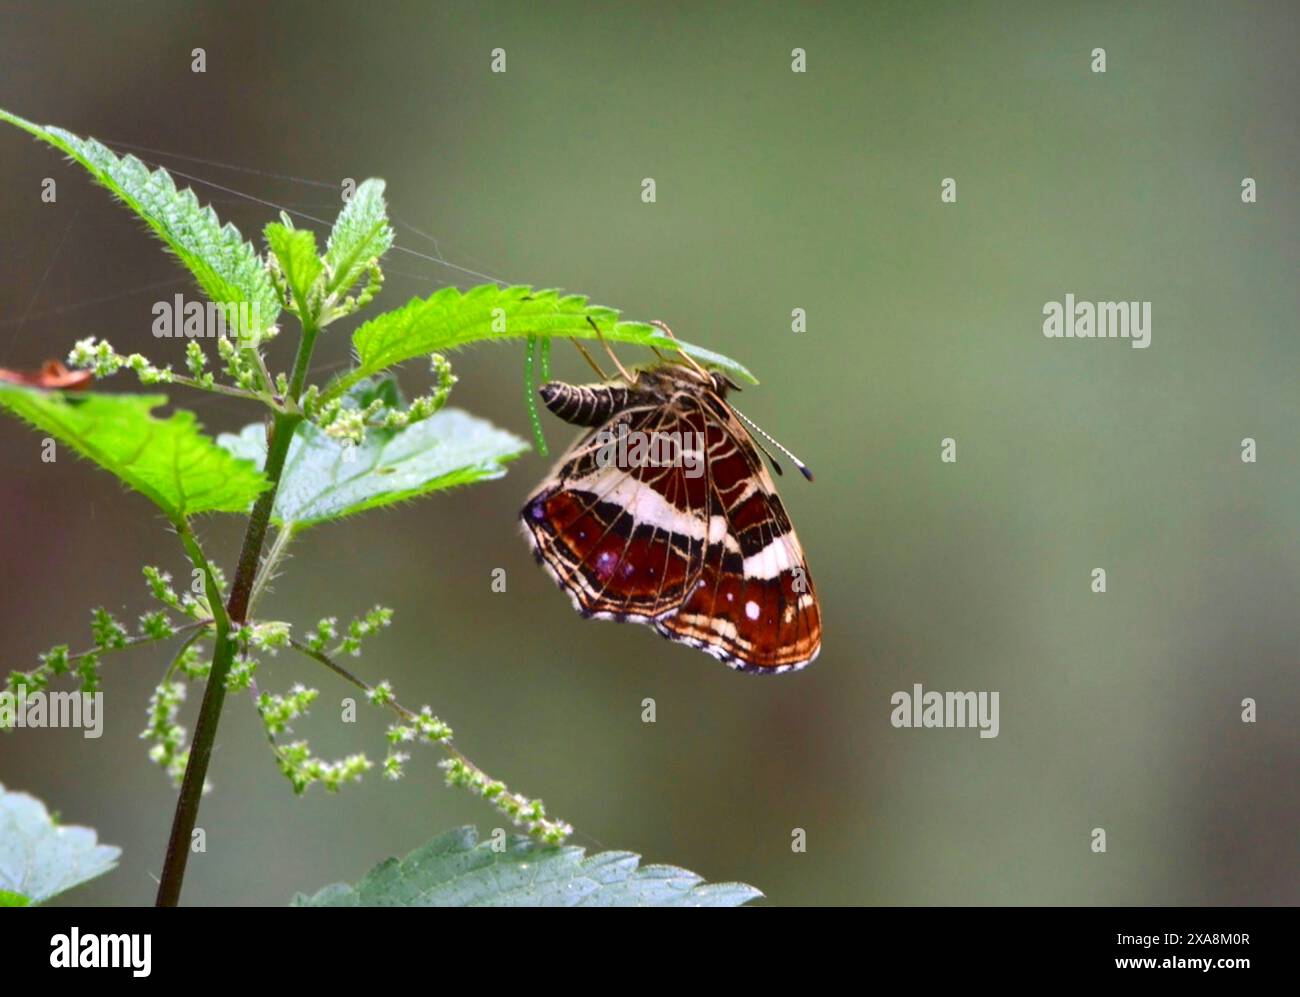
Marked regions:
[653,397,821,672]
[520,398,715,623]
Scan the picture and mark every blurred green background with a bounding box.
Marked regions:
[1,0,1296,905]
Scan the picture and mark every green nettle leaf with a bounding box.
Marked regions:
[218,403,527,531]
[0,782,121,906]
[0,387,270,522]
[0,108,280,345]
[325,178,393,296]
[291,826,762,907]
[325,284,757,402]
[265,221,323,314]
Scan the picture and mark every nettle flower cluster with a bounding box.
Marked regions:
[302,353,458,445]
[69,333,562,837]
[3,565,568,843]
[60,196,462,457]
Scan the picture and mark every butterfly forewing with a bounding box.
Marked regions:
[521,398,713,622]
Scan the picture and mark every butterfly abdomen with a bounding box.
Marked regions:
[539,382,637,427]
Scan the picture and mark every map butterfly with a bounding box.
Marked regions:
[520,355,821,673]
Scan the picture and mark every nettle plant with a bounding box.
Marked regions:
[0,110,760,907]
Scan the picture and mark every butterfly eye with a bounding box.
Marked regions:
[710,372,739,396]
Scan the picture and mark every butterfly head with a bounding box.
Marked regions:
[629,360,739,400]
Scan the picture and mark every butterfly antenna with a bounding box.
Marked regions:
[570,337,609,381]
[586,316,638,385]
[743,429,785,476]
[729,404,814,482]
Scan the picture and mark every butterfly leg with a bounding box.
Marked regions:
[586,315,638,385]
[649,319,712,380]
[570,337,610,381]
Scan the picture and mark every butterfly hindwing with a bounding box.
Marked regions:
[653,398,821,672]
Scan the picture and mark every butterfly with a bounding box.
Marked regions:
[520,354,820,673]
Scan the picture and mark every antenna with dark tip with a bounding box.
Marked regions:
[729,404,815,482]
[746,434,785,477]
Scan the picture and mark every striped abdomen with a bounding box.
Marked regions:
[538,382,641,427]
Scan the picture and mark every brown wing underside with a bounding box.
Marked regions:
[521,400,713,623]
[521,390,821,672]
[652,405,821,672]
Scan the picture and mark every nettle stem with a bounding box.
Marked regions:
[155,323,317,907]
